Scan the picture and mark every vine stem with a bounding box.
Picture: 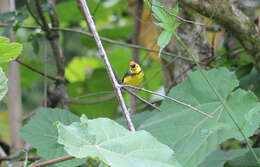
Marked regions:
[29,155,74,167]
[76,0,135,131]
[174,33,260,165]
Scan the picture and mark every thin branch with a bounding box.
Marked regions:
[123,87,161,111]
[76,0,135,131]
[26,0,43,27]
[15,59,61,82]
[29,155,74,167]
[0,24,194,62]
[72,91,113,99]
[34,0,50,32]
[121,85,213,118]
[51,28,191,61]
[66,95,115,104]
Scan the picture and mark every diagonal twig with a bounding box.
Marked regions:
[121,85,213,118]
[15,59,61,82]
[123,87,161,111]
[76,0,135,131]
[29,155,74,167]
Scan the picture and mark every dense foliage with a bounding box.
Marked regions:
[0,0,259,167]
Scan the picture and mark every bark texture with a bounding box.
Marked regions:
[179,0,260,70]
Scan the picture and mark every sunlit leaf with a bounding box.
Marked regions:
[0,36,22,62]
[65,57,103,83]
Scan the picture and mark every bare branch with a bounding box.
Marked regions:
[121,85,213,118]
[66,95,115,104]
[29,155,74,167]
[15,59,61,82]
[76,0,135,131]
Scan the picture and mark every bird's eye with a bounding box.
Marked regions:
[130,64,136,68]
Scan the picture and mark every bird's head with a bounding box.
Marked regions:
[129,61,141,74]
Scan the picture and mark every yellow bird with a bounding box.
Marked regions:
[122,61,144,86]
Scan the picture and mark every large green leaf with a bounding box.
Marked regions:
[198,149,247,167]
[57,115,182,167]
[139,68,260,167]
[0,67,8,101]
[20,108,84,167]
[0,36,22,62]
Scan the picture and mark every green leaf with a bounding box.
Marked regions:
[225,148,260,167]
[157,31,173,56]
[198,149,247,167]
[57,115,182,167]
[20,108,84,167]
[139,68,260,167]
[0,67,8,101]
[0,36,22,62]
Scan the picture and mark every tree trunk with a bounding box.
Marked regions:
[0,0,24,153]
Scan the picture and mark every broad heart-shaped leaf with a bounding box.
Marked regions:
[0,36,22,62]
[139,68,260,167]
[57,115,182,167]
[20,108,84,167]
[0,67,8,101]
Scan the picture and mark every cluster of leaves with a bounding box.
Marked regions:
[151,1,180,55]
[20,68,260,167]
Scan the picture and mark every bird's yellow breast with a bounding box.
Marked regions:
[123,72,144,86]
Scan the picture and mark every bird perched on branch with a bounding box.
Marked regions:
[122,61,144,86]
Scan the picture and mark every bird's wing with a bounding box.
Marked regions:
[122,70,132,83]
